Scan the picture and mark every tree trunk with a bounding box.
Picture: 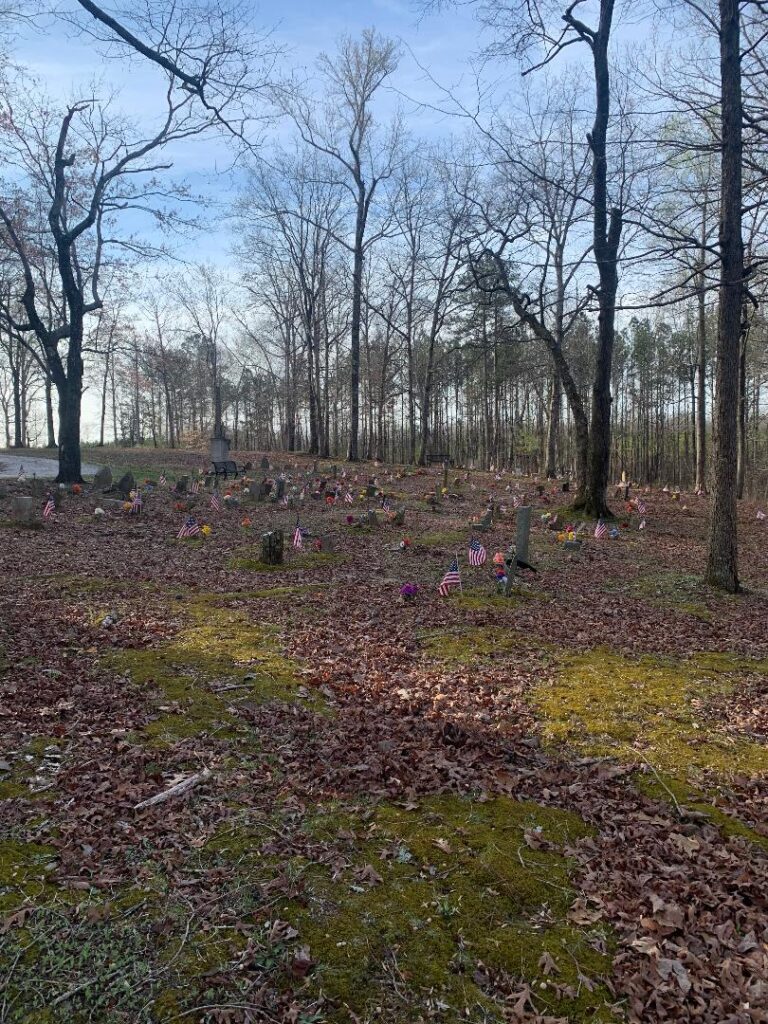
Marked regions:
[545,370,561,478]
[736,317,748,499]
[581,0,620,518]
[348,195,365,462]
[56,378,83,482]
[45,376,56,449]
[706,0,742,592]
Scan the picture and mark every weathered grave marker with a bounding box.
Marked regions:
[261,529,284,565]
[93,466,112,491]
[515,505,532,565]
[116,472,135,497]
[12,496,34,523]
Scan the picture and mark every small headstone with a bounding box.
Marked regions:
[93,465,113,491]
[274,478,286,502]
[175,476,189,495]
[261,529,284,565]
[116,472,135,497]
[11,496,34,523]
[260,455,270,471]
[515,506,532,565]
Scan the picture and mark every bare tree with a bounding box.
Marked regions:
[275,28,402,461]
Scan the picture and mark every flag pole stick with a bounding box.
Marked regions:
[455,550,463,593]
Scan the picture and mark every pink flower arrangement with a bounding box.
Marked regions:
[399,582,418,601]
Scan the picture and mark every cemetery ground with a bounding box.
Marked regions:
[1,449,767,1024]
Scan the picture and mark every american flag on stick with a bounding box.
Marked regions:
[468,537,487,566]
[210,490,223,513]
[293,520,303,550]
[636,499,647,515]
[43,495,55,519]
[158,474,167,486]
[131,491,142,514]
[438,556,462,596]
[594,519,607,539]
[344,491,354,505]
[177,515,200,538]
[190,480,200,495]
[381,496,391,512]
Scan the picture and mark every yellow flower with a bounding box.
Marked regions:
[201,524,212,537]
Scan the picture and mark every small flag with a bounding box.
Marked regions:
[636,499,647,515]
[293,521,303,550]
[131,491,142,514]
[344,491,354,505]
[43,495,55,519]
[190,480,200,495]
[757,510,766,521]
[594,519,607,539]
[211,490,223,513]
[158,474,167,486]
[177,515,200,538]
[281,494,290,507]
[468,538,487,566]
[438,556,461,596]
[381,496,391,512]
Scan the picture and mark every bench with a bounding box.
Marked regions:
[211,460,242,479]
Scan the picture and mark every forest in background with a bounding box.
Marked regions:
[0,0,766,588]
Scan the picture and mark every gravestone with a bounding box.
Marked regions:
[210,434,230,464]
[12,496,34,523]
[366,483,377,498]
[260,529,284,565]
[274,477,286,502]
[260,455,270,471]
[116,472,135,497]
[175,476,189,494]
[256,480,269,501]
[93,466,112,491]
[515,505,532,565]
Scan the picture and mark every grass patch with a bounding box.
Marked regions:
[292,794,615,1022]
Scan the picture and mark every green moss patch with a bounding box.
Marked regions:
[634,770,768,851]
[419,626,543,665]
[293,794,614,1022]
[535,648,768,778]
[228,551,344,572]
[0,737,62,800]
[107,595,317,746]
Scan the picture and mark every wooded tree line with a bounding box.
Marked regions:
[0,0,766,589]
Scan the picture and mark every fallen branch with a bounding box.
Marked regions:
[134,768,211,811]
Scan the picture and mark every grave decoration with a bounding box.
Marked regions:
[399,582,418,603]
[177,515,200,538]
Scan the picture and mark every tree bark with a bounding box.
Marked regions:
[580,0,620,518]
[705,0,742,592]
